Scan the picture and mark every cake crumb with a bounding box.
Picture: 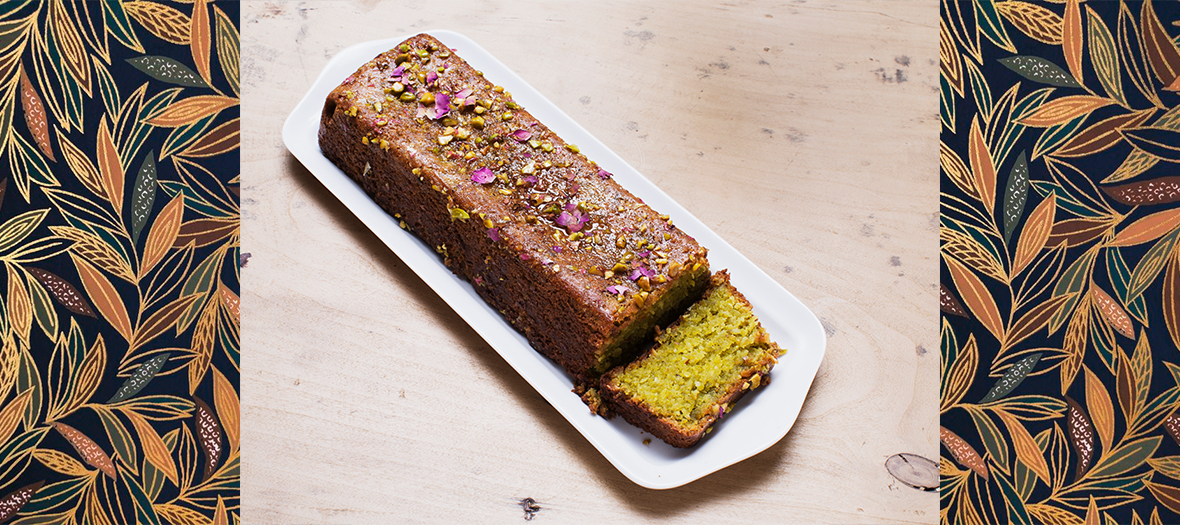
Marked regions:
[643,438,651,446]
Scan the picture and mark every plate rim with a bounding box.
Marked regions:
[281,29,827,489]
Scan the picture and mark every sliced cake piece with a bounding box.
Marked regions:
[599,270,783,447]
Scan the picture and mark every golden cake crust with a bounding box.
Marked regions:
[318,34,709,386]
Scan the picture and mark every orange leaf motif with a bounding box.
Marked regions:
[0,388,33,446]
[125,410,178,485]
[1109,209,1180,247]
[141,194,185,278]
[19,68,54,162]
[53,422,116,479]
[1063,0,1084,83]
[212,367,238,453]
[97,117,124,214]
[147,95,237,127]
[71,253,132,342]
[998,410,1051,484]
[125,1,192,44]
[1014,193,1056,275]
[996,1,1064,45]
[940,426,989,480]
[191,0,212,85]
[1018,96,1113,127]
[945,256,1005,342]
[968,117,997,212]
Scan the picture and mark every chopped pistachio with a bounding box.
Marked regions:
[474,106,486,114]
[419,92,435,104]
[542,142,554,153]
[565,144,580,153]
[438,135,454,145]
[603,270,614,279]
[399,92,415,101]
[501,112,514,121]
[637,276,651,292]
[528,139,540,149]
[471,116,485,128]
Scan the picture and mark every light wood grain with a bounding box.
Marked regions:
[242,1,940,523]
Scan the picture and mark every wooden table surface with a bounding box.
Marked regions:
[241,1,940,523]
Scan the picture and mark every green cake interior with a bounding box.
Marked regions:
[612,282,777,427]
[593,262,710,376]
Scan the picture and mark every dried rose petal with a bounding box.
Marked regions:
[487,228,500,241]
[628,267,655,281]
[637,250,650,258]
[456,88,473,99]
[570,183,580,193]
[471,167,495,184]
[607,285,627,295]
[390,66,405,79]
[598,169,612,180]
[520,253,531,260]
[552,246,563,253]
[522,176,538,185]
[416,105,427,119]
[511,129,532,141]
[429,93,450,119]
[556,211,575,228]
[464,96,476,107]
[426,70,438,84]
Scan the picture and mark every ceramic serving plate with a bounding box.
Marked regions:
[282,30,826,489]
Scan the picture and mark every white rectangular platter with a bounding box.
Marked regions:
[282,30,826,489]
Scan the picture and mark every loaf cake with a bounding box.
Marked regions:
[599,271,783,448]
[319,34,710,386]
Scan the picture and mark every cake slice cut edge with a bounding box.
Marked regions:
[598,270,784,448]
